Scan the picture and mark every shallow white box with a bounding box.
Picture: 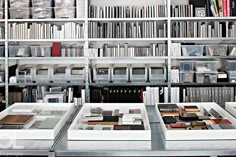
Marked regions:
[0,103,74,140]
[68,103,151,141]
[156,102,236,141]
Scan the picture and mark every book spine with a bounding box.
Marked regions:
[227,0,230,16]
[223,0,227,16]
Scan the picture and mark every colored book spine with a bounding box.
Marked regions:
[52,42,61,57]
[227,0,230,16]
[223,0,227,16]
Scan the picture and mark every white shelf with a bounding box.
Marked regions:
[8,18,86,22]
[170,16,236,21]
[88,17,168,21]
[171,38,236,43]
[8,39,85,42]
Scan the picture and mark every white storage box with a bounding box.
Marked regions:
[68,103,151,141]
[226,102,236,117]
[16,65,35,83]
[149,66,166,82]
[55,0,75,7]
[9,8,31,19]
[52,65,69,83]
[156,102,236,141]
[181,45,204,56]
[54,7,76,18]
[9,0,30,7]
[30,46,51,57]
[195,61,218,83]
[68,65,85,83]
[32,0,52,7]
[111,65,129,83]
[32,7,53,19]
[35,65,52,83]
[205,45,228,56]
[130,65,148,82]
[93,65,111,82]
[0,103,74,139]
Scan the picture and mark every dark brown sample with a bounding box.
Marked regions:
[0,115,34,125]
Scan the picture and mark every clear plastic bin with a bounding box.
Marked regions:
[35,65,52,83]
[9,8,31,19]
[54,7,76,18]
[205,45,228,56]
[111,66,129,82]
[9,46,30,57]
[55,0,75,7]
[93,66,111,82]
[9,0,30,7]
[149,67,166,82]
[16,65,35,83]
[68,65,85,83]
[30,46,51,57]
[179,61,194,71]
[32,7,53,19]
[226,60,236,82]
[195,61,218,73]
[179,71,194,83]
[196,72,217,83]
[130,66,148,82]
[32,0,52,7]
[52,65,68,83]
[181,45,204,56]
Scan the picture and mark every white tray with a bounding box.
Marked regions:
[156,102,236,141]
[68,103,151,141]
[0,103,74,140]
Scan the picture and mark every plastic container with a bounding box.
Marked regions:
[54,0,75,7]
[8,46,30,57]
[9,8,31,19]
[179,61,194,71]
[205,45,228,56]
[149,67,166,82]
[52,65,68,83]
[181,45,204,56]
[226,60,236,83]
[93,65,111,82]
[35,65,52,83]
[32,0,52,7]
[9,0,30,7]
[68,65,85,83]
[16,65,35,83]
[196,72,217,83]
[111,66,129,82]
[195,61,218,73]
[130,66,148,82]
[54,7,76,18]
[30,46,51,57]
[32,7,53,19]
[179,71,194,83]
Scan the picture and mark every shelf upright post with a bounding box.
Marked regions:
[4,0,8,107]
[167,0,172,102]
[84,0,90,102]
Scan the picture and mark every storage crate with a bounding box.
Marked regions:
[35,65,52,83]
[111,65,129,83]
[9,8,31,19]
[9,0,30,7]
[54,7,76,18]
[55,0,75,7]
[226,60,236,83]
[30,46,51,57]
[93,65,111,82]
[68,65,85,83]
[181,45,204,56]
[179,71,194,83]
[179,61,194,71]
[195,61,218,73]
[205,45,228,56]
[130,65,148,82]
[32,7,53,19]
[52,65,69,83]
[149,66,166,82]
[196,72,217,83]
[16,65,35,83]
[32,0,52,7]
[9,46,30,57]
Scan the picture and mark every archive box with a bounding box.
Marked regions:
[93,64,111,82]
[226,60,236,83]
[54,7,76,18]
[111,65,129,83]
[16,65,35,83]
[30,46,51,57]
[149,64,166,82]
[130,64,148,82]
[156,102,236,141]
[195,61,218,83]
[0,103,74,139]
[9,8,31,19]
[181,45,204,56]
[67,65,86,83]
[35,65,52,83]
[52,65,69,83]
[68,103,151,141]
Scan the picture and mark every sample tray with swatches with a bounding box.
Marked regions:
[0,103,74,139]
[68,103,151,141]
[156,102,236,140]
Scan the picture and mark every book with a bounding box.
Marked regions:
[52,42,61,57]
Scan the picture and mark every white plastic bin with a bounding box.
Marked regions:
[35,65,52,83]
[149,66,166,82]
[68,65,85,83]
[130,65,148,82]
[16,65,35,83]
[179,71,194,83]
[111,65,129,83]
[93,65,111,82]
[179,61,194,71]
[52,65,69,83]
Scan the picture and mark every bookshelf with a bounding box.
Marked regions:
[0,0,235,108]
